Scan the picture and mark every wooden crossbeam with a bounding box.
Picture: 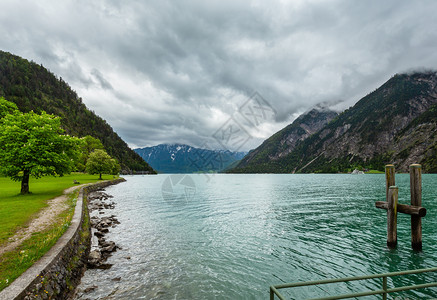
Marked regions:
[375,201,426,217]
[375,164,425,250]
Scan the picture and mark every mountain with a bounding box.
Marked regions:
[230,71,437,173]
[0,50,155,173]
[236,106,338,170]
[134,144,247,173]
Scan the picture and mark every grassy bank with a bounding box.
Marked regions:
[0,190,79,291]
[0,173,114,246]
[365,170,385,174]
[0,173,117,291]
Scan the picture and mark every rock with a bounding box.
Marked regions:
[101,216,111,223]
[96,263,113,270]
[93,200,103,207]
[111,217,120,225]
[86,190,121,269]
[102,244,116,254]
[46,285,54,297]
[101,192,113,198]
[112,277,121,282]
[104,203,115,209]
[100,241,115,250]
[88,250,102,266]
[35,283,42,292]
[94,231,105,238]
[101,241,117,255]
[90,218,100,226]
[83,285,98,293]
[89,249,101,260]
[100,228,109,233]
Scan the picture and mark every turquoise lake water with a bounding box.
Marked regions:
[74,174,437,299]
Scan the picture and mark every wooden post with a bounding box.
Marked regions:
[387,186,398,248]
[410,164,422,251]
[385,165,395,202]
[385,165,396,249]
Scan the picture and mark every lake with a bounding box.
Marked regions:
[74,174,437,299]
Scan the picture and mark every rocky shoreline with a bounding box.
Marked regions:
[86,190,121,269]
[0,179,126,300]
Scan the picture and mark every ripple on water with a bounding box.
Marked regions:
[74,174,437,299]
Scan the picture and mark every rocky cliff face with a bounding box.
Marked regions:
[230,71,437,173]
[390,104,437,172]
[236,107,338,168]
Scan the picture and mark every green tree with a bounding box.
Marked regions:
[0,103,80,194]
[76,135,104,171]
[0,96,19,118]
[110,158,121,175]
[85,149,118,179]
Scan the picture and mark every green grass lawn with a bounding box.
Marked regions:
[0,173,115,246]
[365,170,385,174]
[0,173,118,291]
[0,190,80,291]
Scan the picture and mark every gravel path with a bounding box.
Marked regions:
[0,184,87,257]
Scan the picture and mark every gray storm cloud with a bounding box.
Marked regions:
[1,0,437,150]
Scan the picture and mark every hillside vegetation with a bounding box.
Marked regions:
[0,51,155,173]
[230,72,437,173]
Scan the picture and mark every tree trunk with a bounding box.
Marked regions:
[99,173,102,180]
[21,170,30,194]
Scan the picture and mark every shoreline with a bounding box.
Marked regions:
[85,190,121,269]
[71,187,123,299]
[0,178,126,300]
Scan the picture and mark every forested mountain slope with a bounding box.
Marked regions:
[0,50,155,173]
[230,72,437,173]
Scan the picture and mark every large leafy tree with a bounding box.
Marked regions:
[76,135,104,171]
[85,149,119,180]
[0,98,80,194]
[0,97,19,118]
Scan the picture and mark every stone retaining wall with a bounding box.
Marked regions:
[0,178,126,300]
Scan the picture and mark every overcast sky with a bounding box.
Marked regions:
[1,0,437,151]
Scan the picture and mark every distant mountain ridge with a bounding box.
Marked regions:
[236,106,338,170]
[0,50,155,173]
[134,144,247,173]
[230,71,437,173]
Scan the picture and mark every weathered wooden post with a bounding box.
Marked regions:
[387,186,398,248]
[376,164,426,250]
[385,164,395,201]
[410,164,422,251]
